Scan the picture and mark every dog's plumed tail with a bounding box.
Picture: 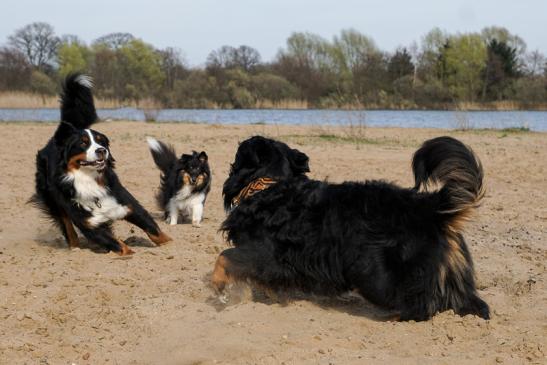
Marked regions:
[146,137,178,174]
[411,136,489,320]
[412,136,484,233]
[60,73,98,129]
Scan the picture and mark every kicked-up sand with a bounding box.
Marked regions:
[0,121,545,364]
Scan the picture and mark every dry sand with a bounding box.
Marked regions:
[0,121,545,365]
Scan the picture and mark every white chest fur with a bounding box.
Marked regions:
[167,186,206,226]
[65,169,129,227]
[176,186,205,208]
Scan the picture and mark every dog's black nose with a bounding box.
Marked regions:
[96,147,107,157]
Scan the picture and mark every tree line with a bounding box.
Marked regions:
[1,22,546,109]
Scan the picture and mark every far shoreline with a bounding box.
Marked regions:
[1,92,546,112]
[1,106,547,112]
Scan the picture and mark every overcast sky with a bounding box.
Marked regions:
[1,0,545,66]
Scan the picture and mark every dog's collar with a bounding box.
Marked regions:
[230,177,277,210]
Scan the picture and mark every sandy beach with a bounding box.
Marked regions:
[0,121,545,364]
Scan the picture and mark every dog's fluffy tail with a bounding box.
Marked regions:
[60,73,98,129]
[146,137,177,174]
[412,136,484,233]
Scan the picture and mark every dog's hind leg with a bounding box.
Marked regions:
[455,293,490,320]
[40,200,80,248]
[60,211,79,248]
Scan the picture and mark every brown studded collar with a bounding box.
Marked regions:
[230,177,277,209]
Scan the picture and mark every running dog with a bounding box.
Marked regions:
[31,73,171,254]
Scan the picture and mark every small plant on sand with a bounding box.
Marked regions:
[453,109,472,130]
[500,126,530,133]
[143,108,160,122]
[498,126,531,138]
[342,109,368,147]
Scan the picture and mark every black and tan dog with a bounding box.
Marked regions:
[212,135,490,321]
[147,138,211,227]
[31,73,171,255]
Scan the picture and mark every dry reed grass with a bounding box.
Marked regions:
[2,92,546,111]
[0,92,162,109]
[455,101,547,111]
[253,99,308,109]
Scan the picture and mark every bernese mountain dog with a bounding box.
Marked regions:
[212,135,490,321]
[146,137,211,227]
[31,73,171,255]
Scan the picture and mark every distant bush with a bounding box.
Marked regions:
[170,71,218,108]
[250,73,299,102]
[513,77,547,104]
[30,71,56,102]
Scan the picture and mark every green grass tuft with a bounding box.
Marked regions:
[500,126,530,133]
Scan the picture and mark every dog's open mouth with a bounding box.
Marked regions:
[79,159,106,170]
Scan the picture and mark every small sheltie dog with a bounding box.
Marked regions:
[212,135,490,321]
[31,73,171,255]
[147,138,211,227]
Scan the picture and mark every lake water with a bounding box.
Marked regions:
[1,108,546,131]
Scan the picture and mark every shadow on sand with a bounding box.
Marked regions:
[34,227,157,255]
[202,272,399,322]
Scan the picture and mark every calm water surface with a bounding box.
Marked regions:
[1,108,545,131]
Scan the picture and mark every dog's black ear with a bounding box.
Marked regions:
[288,148,310,174]
[180,154,192,164]
[54,121,77,146]
[238,137,265,167]
[108,150,116,167]
[198,151,208,163]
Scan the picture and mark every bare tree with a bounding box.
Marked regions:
[523,50,546,76]
[93,32,135,49]
[8,22,60,70]
[60,34,85,46]
[159,47,188,90]
[206,45,261,72]
[0,47,32,90]
[206,45,236,71]
[234,45,261,72]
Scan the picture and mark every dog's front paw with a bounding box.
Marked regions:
[211,255,251,305]
[147,231,172,246]
[212,255,232,294]
[116,240,135,256]
[192,220,201,228]
[167,214,178,225]
[217,285,231,304]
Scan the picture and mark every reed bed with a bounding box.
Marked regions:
[0,92,162,109]
[253,99,309,109]
[1,92,546,111]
